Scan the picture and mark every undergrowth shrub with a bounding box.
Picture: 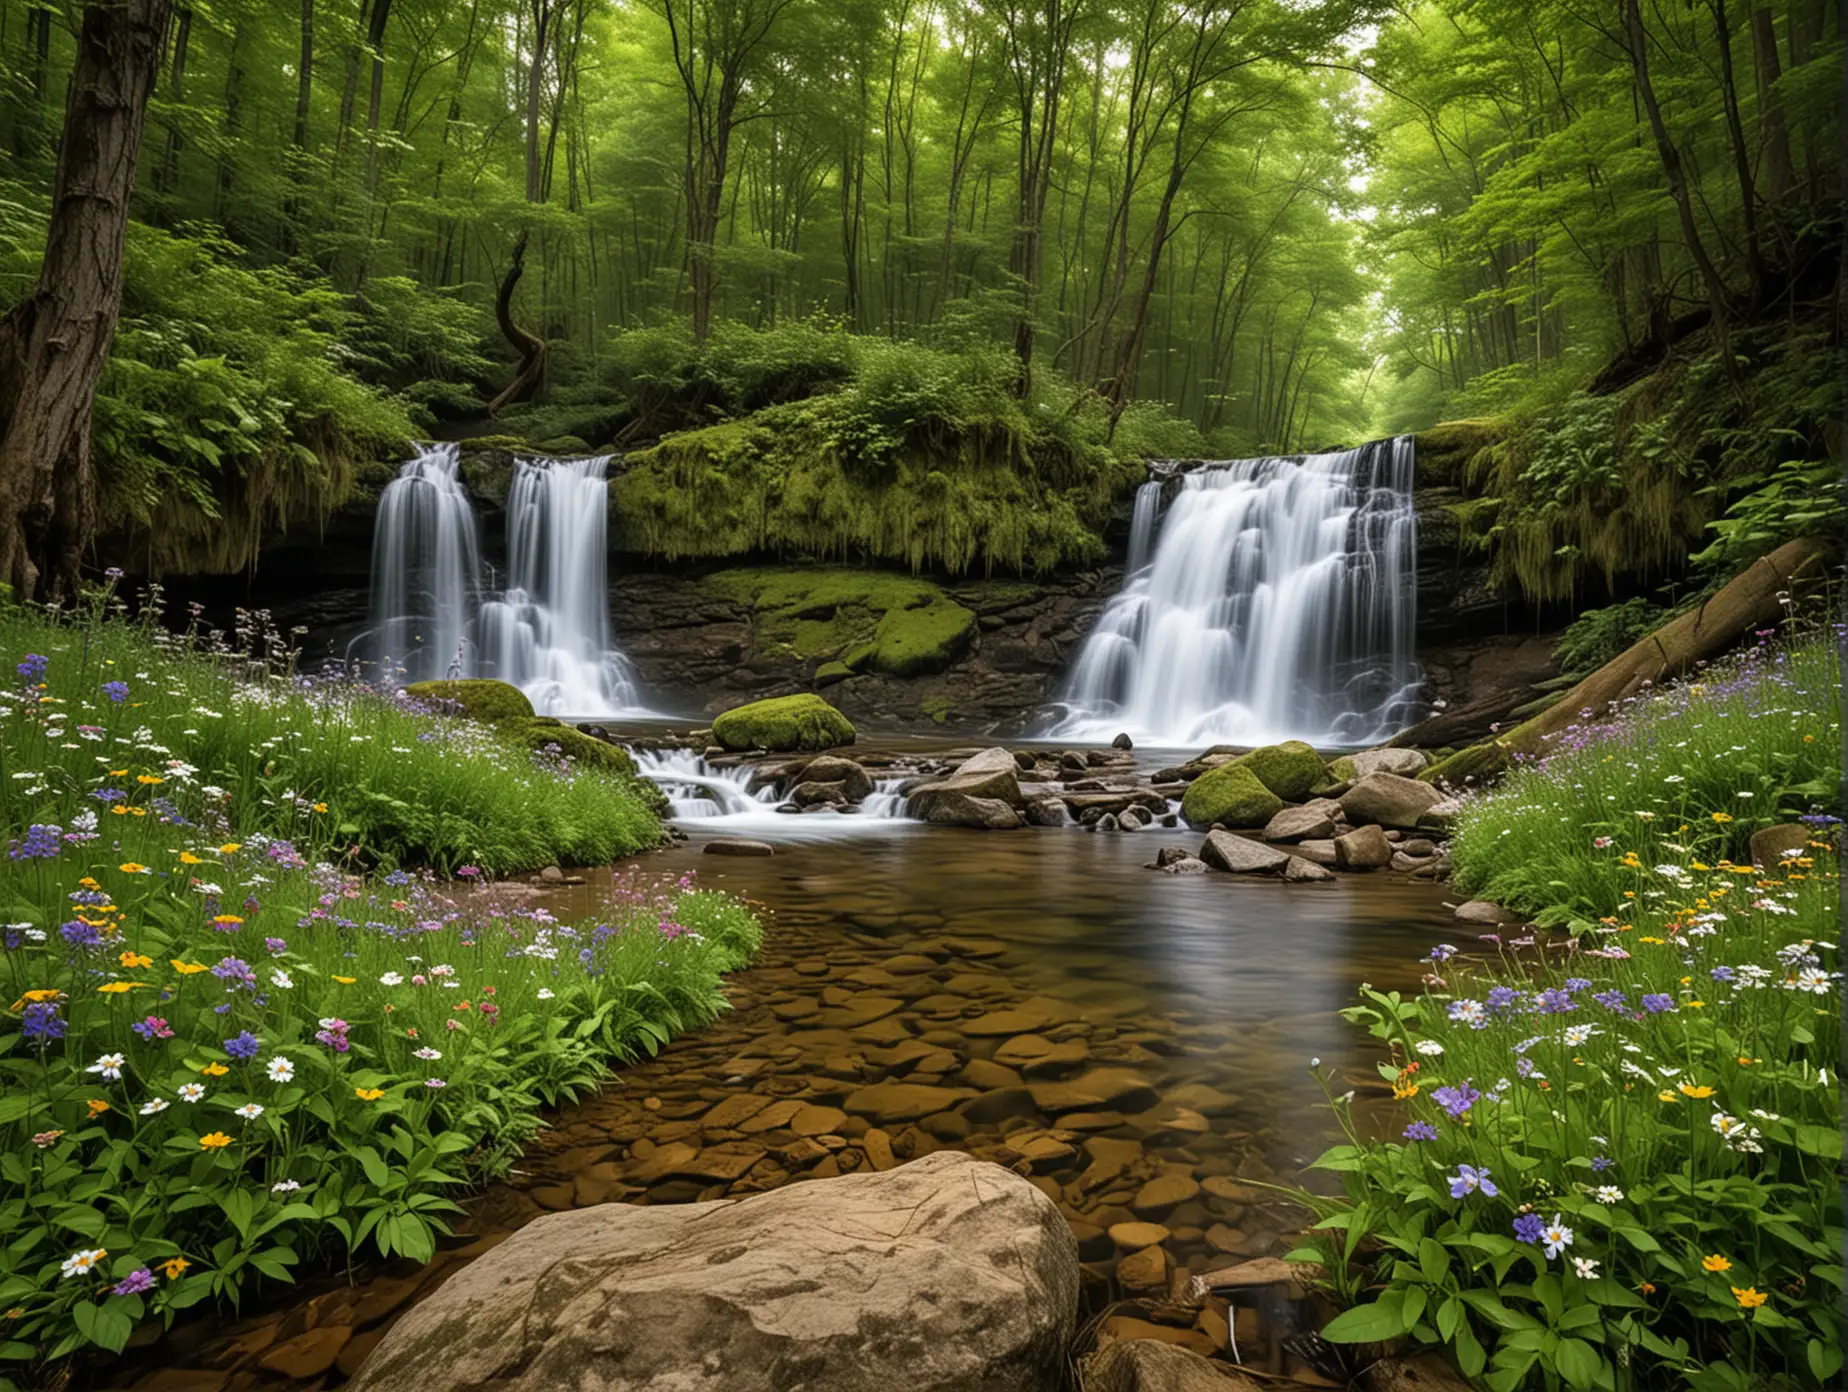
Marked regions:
[1553,599,1674,677]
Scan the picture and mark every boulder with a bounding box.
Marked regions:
[922,793,1023,830]
[1330,747,1429,782]
[1293,839,1339,866]
[1083,1340,1266,1392]
[1112,732,1135,750]
[1749,822,1811,868]
[1282,856,1335,883]
[1453,899,1518,925]
[796,756,875,802]
[790,781,848,808]
[403,678,535,723]
[1261,802,1338,843]
[907,748,1025,822]
[1198,831,1290,875]
[1230,741,1327,801]
[1179,764,1283,830]
[713,694,856,752]
[1334,824,1392,870]
[1340,773,1444,830]
[1156,856,1209,876]
[705,838,775,857]
[348,1152,1077,1392]
[1024,797,1068,827]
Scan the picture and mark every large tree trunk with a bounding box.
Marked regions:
[0,0,173,600]
[486,230,549,414]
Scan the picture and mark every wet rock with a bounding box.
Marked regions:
[995,1034,1090,1075]
[1119,806,1153,831]
[1198,831,1290,875]
[965,997,1082,1036]
[705,838,775,857]
[350,1152,1078,1392]
[1453,899,1518,926]
[1095,813,1121,833]
[1084,1337,1264,1389]
[1400,837,1437,856]
[1152,846,1193,868]
[538,865,565,883]
[1107,1220,1171,1251]
[1261,802,1337,843]
[1228,741,1327,801]
[1179,764,1283,830]
[1157,856,1209,876]
[1363,1352,1479,1392]
[922,792,1025,829]
[789,1103,850,1136]
[798,755,875,801]
[1113,732,1135,750]
[1133,1175,1201,1213]
[1163,1082,1238,1115]
[790,781,849,808]
[1029,1068,1159,1114]
[1331,747,1430,781]
[259,1326,351,1379]
[1115,1242,1171,1292]
[1389,851,1428,872]
[1025,797,1069,827]
[907,748,1025,822]
[702,1094,776,1130]
[1282,856,1335,883]
[1333,824,1392,870]
[1339,773,1445,830]
[1293,839,1338,866]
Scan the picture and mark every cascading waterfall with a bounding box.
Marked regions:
[1048,436,1420,747]
[633,750,912,827]
[363,443,646,718]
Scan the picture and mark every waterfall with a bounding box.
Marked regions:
[364,443,646,718]
[1049,436,1420,748]
[633,751,915,828]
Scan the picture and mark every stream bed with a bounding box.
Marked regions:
[119,791,1459,1390]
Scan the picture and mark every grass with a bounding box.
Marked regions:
[1449,631,1840,922]
[1295,624,1842,1391]
[0,587,762,1371]
[0,594,665,875]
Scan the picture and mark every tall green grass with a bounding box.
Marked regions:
[0,595,663,874]
[1451,631,1840,922]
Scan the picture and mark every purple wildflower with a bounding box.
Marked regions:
[223,1031,260,1060]
[1592,989,1628,1012]
[59,919,103,948]
[111,1268,154,1296]
[101,681,129,703]
[1513,1213,1545,1244]
[1590,1156,1614,1172]
[8,824,62,861]
[16,653,47,682]
[1535,988,1576,1014]
[1640,993,1675,1014]
[1449,1165,1498,1198]
[22,1001,65,1042]
[210,957,254,985]
[1432,1083,1480,1119]
[263,937,287,954]
[1403,1121,1438,1142]
[131,1016,173,1041]
[1710,966,1735,982]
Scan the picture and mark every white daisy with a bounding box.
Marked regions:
[265,1057,295,1083]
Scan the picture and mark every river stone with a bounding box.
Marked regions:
[1230,741,1327,801]
[1025,797,1068,827]
[1028,1068,1158,1114]
[1115,1243,1171,1292]
[790,780,849,808]
[1282,855,1335,883]
[705,838,775,857]
[907,748,1024,821]
[1083,1339,1265,1392]
[921,792,1023,829]
[844,1082,972,1122]
[1334,824,1392,870]
[1107,1221,1171,1250]
[1261,802,1337,843]
[712,694,856,752]
[797,755,875,802]
[1179,763,1283,830]
[1159,856,1209,876]
[1133,1174,1200,1213]
[1293,839,1338,866]
[965,997,1081,1036]
[1331,747,1429,781]
[1454,899,1519,925]
[1401,837,1437,856]
[1340,773,1445,829]
[348,1152,1077,1392]
[1198,831,1290,875]
[995,1034,1090,1073]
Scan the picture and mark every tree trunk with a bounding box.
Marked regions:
[155,6,192,200]
[0,0,173,600]
[294,0,315,150]
[1749,8,1794,209]
[487,230,549,414]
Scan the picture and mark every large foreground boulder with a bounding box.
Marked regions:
[350,1151,1078,1392]
[1230,740,1326,801]
[1083,1339,1264,1391]
[1180,763,1283,829]
[713,693,856,751]
[907,748,1025,826]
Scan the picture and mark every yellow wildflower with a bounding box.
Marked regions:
[86,1100,110,1116]
[120,951,152,969]
[178,852,203,865]
[219,843,241,854]
[1657,1090,1679,1103]
[1732,1286,1767,1309]
[198,1132,233,1150]
[97,982,147,994]
[199,1063,229,1077]
[1702,1254,1732,1273]
[354,1087,385,1101]
[171,960,208,974]
[21,988,63,1003]
[117,863,148,875]
[1711,812,1733,824]
[160,1257,190,1280]
[136,774,164,785]
[332,975,357,985]
[1678,1083,1715,1099]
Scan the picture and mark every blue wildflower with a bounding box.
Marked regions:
[8,824,62,861]
[223,1031,260,1060]
[1640,993,1675,1014]
[1403,1121,1438,1142]
[1432,1082,1481,1118]
[101,680,129,703]
[16,653,47,682]
[22,1001,65,1042]
[1513,1213,1545,1244]
[1449,1165,1498,1199]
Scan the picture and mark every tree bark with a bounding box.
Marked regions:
[1749,9,1794,209]
[486,233,549,415]
[0,0,174,600]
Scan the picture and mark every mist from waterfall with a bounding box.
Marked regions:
[1048,436,1420,748]
[364,443,647,718]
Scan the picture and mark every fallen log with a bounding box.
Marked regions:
[1423,536,1832,785]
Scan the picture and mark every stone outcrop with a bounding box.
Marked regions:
[349,1152,1078,1392]
[906,748,1026,828]
[1340,773,1444,830]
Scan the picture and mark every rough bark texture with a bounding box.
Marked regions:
[0,0,173,600]
[1424,537,1831,784]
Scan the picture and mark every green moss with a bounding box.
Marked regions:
[403,679,535,723]
[1413,419,1509,487]
[532,435,591,455]
[919,694,954,725]
[868,599,976,676]
[1180,763,1285,829]
[1232,741,1326,801]
[712,694,857,751]
[506,718,640,778]
[813,660,853,685]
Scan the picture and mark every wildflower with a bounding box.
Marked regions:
[86,1100,110,1117]
[1432,1083,1480,1119]
[198,1132,233,1150]
[97,981,147,994]
[1448,1165,1497,1199]
[132,1015,174,1042]
[1592,836,1612,848]
[1534,988,1576,1014]
[16,653,48,681]
[379,971,404,986]
[160,1257,190,1280]
[31,1130,63,1148]
[1563,1024,1599,1047]
[272,1179,301,1193]
[1512,1213,1545,1245]
[424,1078,446,1089]
[101,681,130,703]
[59,1249,107,1280]
[1789,966,1833,995]
[413,1047,442,1061]
[265,1057,295,1083]
[354,1087,385,1101]
[1572,1257,1600,1279]
[213,914,244,929]
[21,1001,65,1042]
[536,987,554,1000]
[139,1097,170,1116]
[223,1031,260,1060]
[1594,1186,1624,1204]
[199,1062,228,1077]
[269,969,294,990]
[1702,1254,1732,1273]
[1731,1286,1768,1309]
[1640,993,1675,1013]
[233,1103,264,1120]
[135,775,163,787]
[109,1267,155,1297]
[177,1083,206,1103]
[1392,1080,1419,1100]
[1678,1083,1715,1099]
[171,959,208,974]
[119,950,152,969]
[1402,1120,1437,1141]
[1540,1215,1574,1259]
[118,862,149,874]
[1711,812,1733,824]
[1657,1090,1679,1103]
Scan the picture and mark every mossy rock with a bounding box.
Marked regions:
[505,718,640,778]
[1412,419,1509,487]
[532,435,592,456]
[712,694,856,752]
[1180,763,1285,829]
[1421,740,1510,786]
[1231,741,1326,801]
[404,679,535,723]
[919,695,954,725]
[813,660,853,687]
[869,599,976,677]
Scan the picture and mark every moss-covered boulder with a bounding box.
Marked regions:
[507,719,640,777]
[404,679,535,723]
[866,599,976,677]
[713,694,856,752]
[1231,741,1326,801]
[1180,763,1284,830]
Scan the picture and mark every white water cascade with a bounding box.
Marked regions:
[632,750,912,830]
[1048,436,1420,747]
[363,443,647,718]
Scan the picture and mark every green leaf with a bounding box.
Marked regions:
[1553,1337,1602,1389]
[1418,1236,1450,1285]
[1321,1294,1410,1343]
